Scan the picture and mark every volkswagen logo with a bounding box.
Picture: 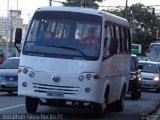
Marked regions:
[52,75,60,82]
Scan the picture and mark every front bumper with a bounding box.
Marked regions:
[0,80,17,91]
[141,80,160,89]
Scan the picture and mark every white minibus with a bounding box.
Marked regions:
[15,6,131,116]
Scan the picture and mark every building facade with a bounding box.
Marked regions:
[0,10,27,57]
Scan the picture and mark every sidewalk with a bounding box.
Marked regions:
[156,107,160,120]
[141,105,160,120]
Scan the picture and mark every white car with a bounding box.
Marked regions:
[138,60,160,93]
[0,57,19,94]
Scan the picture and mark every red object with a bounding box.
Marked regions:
[81,36,99,47]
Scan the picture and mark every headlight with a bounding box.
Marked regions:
[86,74,92,80]
[138,77,142,81]
[79,73,100,81]
[79,75,85,81]
[19,67,36,78]
[153,76,159,81]
[23,68,29,74]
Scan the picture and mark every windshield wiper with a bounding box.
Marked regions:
[49,45,87,57]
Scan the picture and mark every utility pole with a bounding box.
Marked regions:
[17,0,18,10]
[125,0,128,20]
[10,11,12,49]
[49,0,52,6]
[6,0,9,58]
[27,12,31,23]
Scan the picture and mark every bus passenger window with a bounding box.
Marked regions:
[103,24,111,57]
[116,26,120,53]
[109,25,118,54]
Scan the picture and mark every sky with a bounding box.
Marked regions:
[0,0,160,24]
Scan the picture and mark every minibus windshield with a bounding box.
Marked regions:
[23,11,102,60]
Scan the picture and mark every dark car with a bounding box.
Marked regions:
[0,53,4,64]
[0,57,19,94]
[128,54,143,100]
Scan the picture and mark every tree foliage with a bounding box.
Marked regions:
[62,0,103,9]
[0,35,4,42]
[103,3,160,55]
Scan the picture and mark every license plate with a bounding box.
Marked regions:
[1,82,17,87]
[47,91,64,97]
[6,83,17,87]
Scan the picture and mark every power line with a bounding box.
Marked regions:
[100,5,160,8]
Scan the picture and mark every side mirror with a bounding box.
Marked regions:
[138,64,143,69]
[15,28,22,44]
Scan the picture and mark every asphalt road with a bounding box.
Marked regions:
[0,90,159,120]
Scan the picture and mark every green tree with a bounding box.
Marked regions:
[0,35,5,54]
[129,3,160,55]
[0,35,4,42]
[62,0,104,9]
[103,3,160,55]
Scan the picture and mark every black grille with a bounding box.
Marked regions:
[33,83,80,95]
[142,78,152,80]
[4,76,18,81]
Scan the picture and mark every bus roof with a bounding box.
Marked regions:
[150,42,160,45]
[132,44,142,46]
[139,60,160,65]
[36,6,129,27]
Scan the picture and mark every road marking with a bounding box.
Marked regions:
[0,104,25,112]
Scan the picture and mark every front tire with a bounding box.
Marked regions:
[156,87,160,93]
[26,97,39,113]
[93,87,109,117]
[131,90,138,100]
[114,88,125,111]
[93,104,105,118]
[137,91,141,98]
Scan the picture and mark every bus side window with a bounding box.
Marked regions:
[103,23,111,57]
[116,26,120,53]
[119,26,123,52]
[103,26,107,47]
[121,27,126,52]
[126,29,131,52]
[109,25,118,54]
[124,28,128,52]
[122,27,131,53]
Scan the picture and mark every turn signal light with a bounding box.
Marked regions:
[93,74,100,80]
[17,68,22,73]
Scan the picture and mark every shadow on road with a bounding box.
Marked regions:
[0,92,17,96]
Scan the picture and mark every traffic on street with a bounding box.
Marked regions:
[0,0,160,120]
